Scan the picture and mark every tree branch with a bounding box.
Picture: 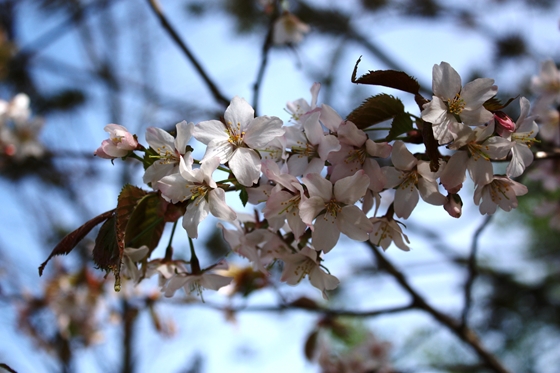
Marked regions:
[145,0,230,108]
[461,214,493,327]
[368,242,511,373]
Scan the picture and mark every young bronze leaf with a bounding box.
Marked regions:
[92,214,123,291]
[38,209,115,276]
[483,96,517,111]
[124,193,166,251]
[385,112,414,142]
[92,215,119,272]
[346,94,406,130]
[116,184,148,251]
[352,58,421,95]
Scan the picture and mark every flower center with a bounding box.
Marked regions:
[398,170,419,191]
[467,142,490,161]
[488,180,511,203]
[226,121,245,147]
[325,198,343,217]
[290,141,318,159]
[447,94,466,115]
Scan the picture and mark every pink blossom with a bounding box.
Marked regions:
[473,175,528,215]
[94,124,138,159]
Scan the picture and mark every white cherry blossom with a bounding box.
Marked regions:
[158,156,236,238]
[474,175,528,215]
[300,171,373,253]
[279,246,339,299]
[369,216,410,252]
[422,62,497,144]
[143,120,194,188]
[383,141,446,219]
[194,96,284,186]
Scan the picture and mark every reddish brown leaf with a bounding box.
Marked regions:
[352,57,421,95]
[92,215,122,291]
[38,209,115,276]
[304,329,319,361]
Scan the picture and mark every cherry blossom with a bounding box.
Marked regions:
[272,11,310,45]
[193,96,284,186]
[422,62,497,144]
[439,122,513,191]
[162,260,233,298]
[474,175,528,215]
[506,97,539,178]
[300,171,373,252]
[369,216,410,252]
[143,120,194,188]
[531,59,560,105]
[286,82,321,123]
[158,156,236,238]
[279,246,339,299]
[383,141,446,219]
[285,110,340,176]
[94,123,138,159]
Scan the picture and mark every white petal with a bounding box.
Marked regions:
[224,96,254,132]
[183,197,209,238]
[174,121,194,154]
[209,188,237,221]
[302,173,332,201]
[313,213,340,253]
[229,148,261,186]
[337,205,373,241]
[193,120,228,144]
[394,184,419,219]
[333,170,369,205]
[244,116,284,149]
[432,62,462,99]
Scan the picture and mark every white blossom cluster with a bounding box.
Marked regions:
[95,61,544,299]
[0,93,44,161]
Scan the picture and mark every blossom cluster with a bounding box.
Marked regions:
[94,61,543,299]
[0,93,44,161]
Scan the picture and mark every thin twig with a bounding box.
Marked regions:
[368,242,511,373]
[145,0,230,108]
[251,12,277,116]
[461,214,493,327]
[179,300,415,318]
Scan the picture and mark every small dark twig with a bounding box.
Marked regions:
[251,10,278,116]
[368,242,511,373]
[145,0,229,108]
[461,214,493,328]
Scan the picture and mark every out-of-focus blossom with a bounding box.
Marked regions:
[369,216,410,251]
[162,260,233,298]
[272,12,310,45]
[279,246,339,299]
[531,59,560,105]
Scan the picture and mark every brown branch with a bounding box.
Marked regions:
[461,214,493,327]
[168,299,414,318]
[368,242,511,373]
[145,0,230,108]
[251,7,278,116]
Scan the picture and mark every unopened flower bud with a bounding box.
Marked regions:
[444,193,462,218]
[493,111,516,137]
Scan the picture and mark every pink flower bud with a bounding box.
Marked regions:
[94,124,138,159]
[444,193,463,218]
[493,112,516,137]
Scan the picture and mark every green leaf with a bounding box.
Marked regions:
[92,215,121,291]
[239,187,249,207]
[352,57,421,95]
[346,93,406,130]
[38,209,115,276]
[124,193,167,251]
[385,112,413,141]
